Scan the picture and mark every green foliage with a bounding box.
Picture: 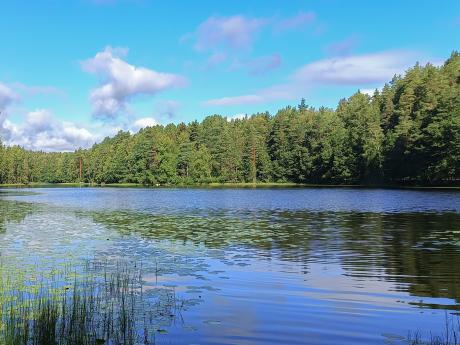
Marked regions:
[0,53,459,186]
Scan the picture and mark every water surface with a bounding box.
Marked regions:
[1,187,459,344]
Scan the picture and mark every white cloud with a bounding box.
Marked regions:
[190,12,316,53]
[0,83,20,110]
[204,94,264,106]
[360,88,380,96]
[204,83,297,106]
[293,51,414,85]
[132,117,158,131]
[0,109,98,151]
[204,50,417,106]
[187,13,316,75]
[193,15,266,51]
[0,80,101,151]
[226,113,247,121]
[82,46,187,119]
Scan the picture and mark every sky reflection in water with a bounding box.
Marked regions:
[0,187,459,344]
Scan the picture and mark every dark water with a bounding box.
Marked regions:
[1,187,459,344]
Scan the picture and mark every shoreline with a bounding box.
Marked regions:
[0,182,459,190]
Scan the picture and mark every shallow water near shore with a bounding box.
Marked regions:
[1,187,459,344]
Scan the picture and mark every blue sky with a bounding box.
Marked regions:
[0,0,459,151]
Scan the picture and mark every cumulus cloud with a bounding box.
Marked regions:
[130,117,158,132]
[0,80,97,151]
[0,109,97,151]
[193,15,266,51]
[0,82,64,113]
[274,11,316,32]
[82,47,187,119]
[204,50,418,106]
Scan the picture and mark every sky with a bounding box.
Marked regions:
[0,0,459,151]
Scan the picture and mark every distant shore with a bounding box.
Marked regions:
[1,182,459,190]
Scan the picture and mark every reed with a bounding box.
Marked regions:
[407,314,460,345]
[0,261,179,345]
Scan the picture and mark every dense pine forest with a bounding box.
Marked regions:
[0,53,459,186]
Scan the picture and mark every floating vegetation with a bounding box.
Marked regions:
[0,260,186,345]
[0,199,38,234]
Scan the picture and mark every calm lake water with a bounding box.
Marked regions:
[1,187,459,344]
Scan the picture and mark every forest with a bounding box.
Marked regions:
[0,52,459,186]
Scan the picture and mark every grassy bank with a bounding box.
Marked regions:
[1,182,459,190]
[0,182,93,188]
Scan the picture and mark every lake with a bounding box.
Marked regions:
[1,187,459,344]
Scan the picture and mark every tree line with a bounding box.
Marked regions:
[0,52,459,186]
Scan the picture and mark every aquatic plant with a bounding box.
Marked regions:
[407,314,460,345]
[0,261,181,345]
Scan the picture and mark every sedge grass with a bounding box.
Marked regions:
[0,260,181,345]
[407,315,460,345]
